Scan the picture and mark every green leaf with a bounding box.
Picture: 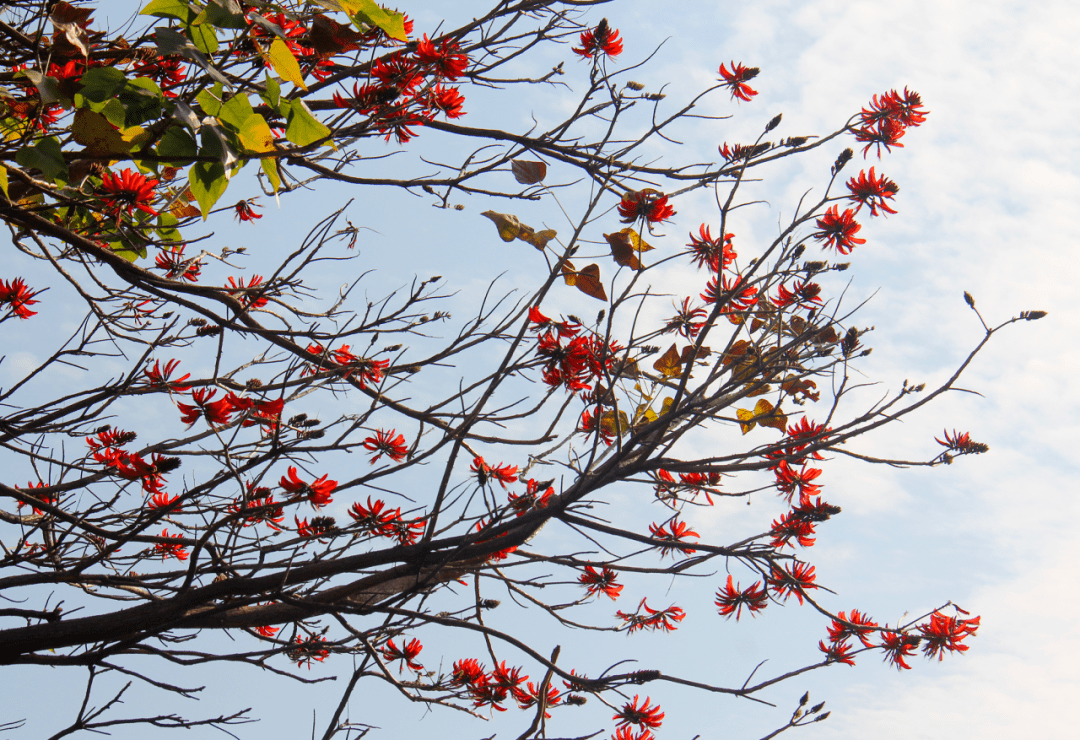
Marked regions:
[0,163,8,198]
[260,73,281,111]
[285,99,330,147]
[217,92,255,131]
[260,157,281,193]
[188,22,219,55]
[156,125,199,165]
[196,83,225,117]
[140,0,196,22]
[156,212,182,242]
[188,161,228,219]
[347,0,408,41]
[118,77,165,127]
[15,136,69,184]
[267,38,307,91]
[193,0,247,29]
[19,68,63,106]
[110,236,149,262]
[75,67,126,105]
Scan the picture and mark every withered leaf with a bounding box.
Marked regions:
[511,160,547,185]
[481,210,556,250]
[562,260,607,301]
[652,344,682,378]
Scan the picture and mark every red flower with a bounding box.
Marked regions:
[14,481,56,515]
[451,658,486,687]
[414,34,469,79]
[471,456,519,488]
[935,429,988,455]
[664,297,707,339]
[507,478,554,516]
[226,275,270,309]
[918,611,980,661]
[289,635,329,669]
[818,639,856,666]
[349,497,398,532]
[295,515,336,541]
[767,561,818,605]
[363,429,408,464]
[612,728,655,740]
[773,280,823,309]
[718,61,759,102]
[153,529,188,561]
[827,609,879,648]
[770,511,816,548]
[859,88,928,130]
[143,359,191,392]
[616,598,685,633]
[516,680,561,716]
[648,518,699,557]
[382,637,424,672]
[148,491,180,511]
[686,225,737,271]
[234,199,262,222]
[426,84,466,118]
[773,461,823,503]
[573,20,623,59]
[614,695,664,729]
[528,306,581,337]
[853,116,906,158]
[846,167,899,216]
[812,205,866,254]
[230,483,284,530]
[177,388,233,427]
[881,630,919,670]
[0,277,40,320]
[617,189,675,224]
[714,574,768,620]
[98,168,159,218]
[279,466,337,508]
[371,53,424,97]
[154,246,202,282]
[701,273,758,311]
[578,565,623,600]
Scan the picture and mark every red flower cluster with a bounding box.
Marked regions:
[935,429,988,455]
[714,574,768,620]
[153,529,188,561]
[0,277,41,319]
[98,168,159,219]
[846,166,899,216]
[578,565,623,600]
[918,610,980,661]
[364,429,409,463]
[348,496,424,545]
[288,635,330,669]
[881,630,921,670]
[614,695,664,730]
[773,460,823,504]
[767,561,818,605]
[472,455,519,488]
[451,659,534,712]
[280,466,337,508]
[177,388,233,427]
[306,342,389,388]
[226,275,270,309]
[852,88,928,158]
[617,189,675,224]
[332,32,469,143]
[88,428,180,498]
[527,305,581,338]
[381,637,424,672]
[648,518,699,557]
[772,280,823,309]
[573,20,623,59]
[718,61,759,102]
[664,297,707,339]
[229,482,284,530]
[701,273,758,312]
[616,598,685,634]
[812,205,867,254]
[687,225,737,271]
[14,481,56,515]
[536,329,617,394]
[652,469,723,506]
[507,478,554,516]
[154,245,202,282]
[234,199,262,222]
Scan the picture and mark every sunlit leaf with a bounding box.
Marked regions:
[140,0,195,21]
[634,403,659,429]
[480,211,557,250]
[73,109,129,156]
[605,230,641,271]
[169,187,202,219]
[600,410,630,439]
[561,261,607,301]
[511,160,547,184]
[736,398,786,434]
[680,345,711,365]
[238,114,275,154]
[189,161,228,219]
[284,99,330,147]
[745,383,772,397]
[652,344,682,378]
[344,0,408,41]
[0,164,8,199]
[267,38,307,91]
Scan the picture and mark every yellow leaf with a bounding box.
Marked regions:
[341,0,408,41]
[736,407,758,435]
[659,396,675,416]
[72,108,129,157]
[267,38,307,91]
[0,164,8,198]
[480,210,556,250]
[652,344,682,378]
[736,398,786,434]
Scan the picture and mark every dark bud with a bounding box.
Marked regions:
[565,695,587,706]
[841,327,861,356]
[374,85,400,104]
[832,148,853,175]
[816,712,830,722]
[804,260,826,274]
[644,92,666,101]
[310,516,337,531]
[568,315,583,325]
[196,324,222,337]
[299,429,326,439]
[626,81,645,91]
[188,317,207,327]
[834,262,850,271]
[299,418,321,428]
[246,378,263,389]
[156,456,182,474]
[1021,310,1047,321]
[384,344,403,353]
[799,691,810,707]
[95,424,111,434]
[289,413,309,425]
[631,669,661,683]
[964,291,975,308]
[428,276,441,283]
[810,701,826,713]
[481,599,501,609]
[596,17,610,38]
[597,309,606,324]
[765,113,782,132]
[787,136,809,147]
[791,244,805,261]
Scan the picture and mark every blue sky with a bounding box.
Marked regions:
[3,0,1078,738]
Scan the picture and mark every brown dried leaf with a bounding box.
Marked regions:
[511,160,547,185]
[652,344,682,378]
[561,262,607,301]
[308,14,365,55]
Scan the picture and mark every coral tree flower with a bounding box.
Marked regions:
[648,518,699,557]
[813,205,866,254]
[718,61,759,102]
[578,565,623,599]
[618,189,675,224]
[363,429,408,463]
[234,199,262,222]
[471,456,519,488]
[98,168,159,218]
[918,610,980,660]
[714,574,768,620]
[573,19,623,59]
[279,466,337,508]
[846,167,899,216]
[0,277,41,319]
[614,695,664,729]
[382,637,424,672]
